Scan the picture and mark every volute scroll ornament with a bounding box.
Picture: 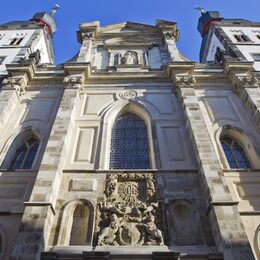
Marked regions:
[96,173,164,247]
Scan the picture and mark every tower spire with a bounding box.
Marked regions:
[50,4,61,16]
[195,5,205,15]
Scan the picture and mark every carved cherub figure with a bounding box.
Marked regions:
[137,214,164,246]
[98,213,122,245]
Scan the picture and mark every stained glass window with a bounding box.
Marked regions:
[221,136,251,169]
[110,112,150,169]
[10,138,39,169]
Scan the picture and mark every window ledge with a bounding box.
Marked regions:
[223,168,260,173]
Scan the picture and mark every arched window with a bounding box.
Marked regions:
[10,137,39,169]
[110,112,150,169]
[221,136,251,169]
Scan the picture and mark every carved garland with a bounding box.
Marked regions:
[96,173,164,246]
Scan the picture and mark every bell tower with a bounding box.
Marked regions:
[0,7,58,77]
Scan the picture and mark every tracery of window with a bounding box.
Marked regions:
[110,112,150,169]
[221,136,251,169]
[10,137,39,169]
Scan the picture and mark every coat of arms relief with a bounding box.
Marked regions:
[96,173,165,246]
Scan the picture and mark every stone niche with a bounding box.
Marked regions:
[95,173,165,246]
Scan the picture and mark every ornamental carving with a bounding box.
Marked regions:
[163,31,177,40]
[119,90,138,100]
[96,173,164,246]
[2,77,26,97]
[235,76,258,89]
[63,76,84,93]
[82,32,94,40]
[175,76,194,88]
[120,51,138,65]
[163,28,179,40]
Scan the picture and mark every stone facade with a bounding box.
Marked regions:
[0,11,259,260]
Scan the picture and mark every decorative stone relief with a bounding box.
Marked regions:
[163,31,177,40]
[235,76,258,89]
[162,28,179,41]
[120,51,138,65]
[119,90,138,100]
[175,76,195,88]
[96,173,164,246]
[63,76,84,94]
[2,77,26,97]
[82,32,94,40]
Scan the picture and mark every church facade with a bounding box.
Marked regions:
[0,9,259,260]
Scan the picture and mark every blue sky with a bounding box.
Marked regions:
[1,0,260,64]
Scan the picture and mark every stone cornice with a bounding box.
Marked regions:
[224,61,259,89]
[166,62,195,89]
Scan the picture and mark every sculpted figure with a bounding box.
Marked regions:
[100,201,125,216]
[138,214,164,246]
[98,213,125,245]
[121,51,137,65]
[105,174,118,198]
[146,176,155,200]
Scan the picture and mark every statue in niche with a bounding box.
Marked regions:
[120,51,138,65]
[96,173,165,246]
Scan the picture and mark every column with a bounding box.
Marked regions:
[10,74,84,260]
[168,63,255,260]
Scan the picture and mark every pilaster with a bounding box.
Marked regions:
[77,32,95,63]
[0,60,34,128]
[224,61,260,129]
[10,64,90,259]
[157,20,182,62]
[76,21,99,63]
[167,62,255,260]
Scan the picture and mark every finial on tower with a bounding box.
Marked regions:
[195,5,205,15]
[50,4,61,16]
